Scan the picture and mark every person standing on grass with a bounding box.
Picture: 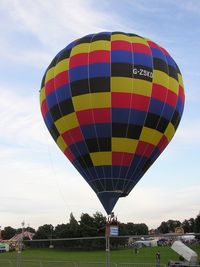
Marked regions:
[156,251,161,267]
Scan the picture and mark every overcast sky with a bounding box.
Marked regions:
[0,0,200,230]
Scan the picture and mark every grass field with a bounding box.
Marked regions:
[0,244,199,267]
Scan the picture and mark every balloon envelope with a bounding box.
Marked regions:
[40,32,185,214]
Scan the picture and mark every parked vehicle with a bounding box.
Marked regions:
[0,243,9,252]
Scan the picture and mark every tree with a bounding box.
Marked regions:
[134,223,148,235]
[69,213,80,237]
[119,223,128,236]
[34,224,53,239]
[2,226,17,239]
[194,213,200,233]
[33,224,54,247]
[188,218,195,233]
[157,220,181,233]
[182,219,190,233]
[54,224,69,238]
[54,223,72,248]
[126,223,135,235]
[79,213,96,249]
[119,222,148,236]
[157,221,169,234]
[93,212,106,236]
[25,226,36,233]
[79,213,96,237]
[167,220,181,232]
[93,212,106,249]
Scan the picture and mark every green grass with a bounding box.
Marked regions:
[0,245,199,266]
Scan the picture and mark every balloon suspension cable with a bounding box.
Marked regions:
[105,212,119,267]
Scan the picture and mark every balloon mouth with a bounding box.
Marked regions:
[120,192,128,197]
[97,191,128,215]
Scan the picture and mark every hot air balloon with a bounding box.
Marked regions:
[40,32,185,215]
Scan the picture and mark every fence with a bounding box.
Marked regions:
[0,260,168,267]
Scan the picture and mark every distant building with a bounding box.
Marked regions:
[175,227,184,234]
[149,229,160,235]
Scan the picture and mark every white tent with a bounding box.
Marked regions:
[171,241,198,265]
[150,239,158,247]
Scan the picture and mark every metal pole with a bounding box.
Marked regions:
[16,221,25,267]
[106,234,110,267]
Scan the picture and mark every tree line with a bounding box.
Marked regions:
[1,211,200,250]
[157,215,200,234]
